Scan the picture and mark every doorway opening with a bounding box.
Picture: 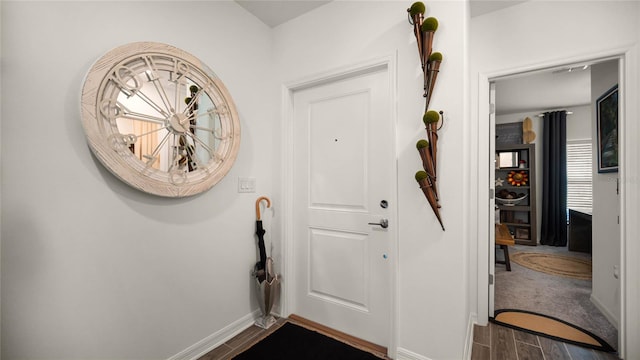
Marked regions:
[488,58,622,354]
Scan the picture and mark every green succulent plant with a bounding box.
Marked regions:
[416,139,429,149]
[423,110,440,124]
[408,2,426,16]
[415,170,428,182]
[421,17,438,32]
[429,52,443,62]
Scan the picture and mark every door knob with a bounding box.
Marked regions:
[368,218,389,229]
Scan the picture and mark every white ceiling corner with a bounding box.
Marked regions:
[236,0,526,27]
[235,0,332,28]
[469,0,527,18]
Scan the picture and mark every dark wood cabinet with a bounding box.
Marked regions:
[496,144,537,246]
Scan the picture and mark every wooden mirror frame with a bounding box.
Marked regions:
[81,42,241,197]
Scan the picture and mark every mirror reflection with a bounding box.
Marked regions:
[104,57,225,173]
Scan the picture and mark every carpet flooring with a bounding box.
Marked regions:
[494,244,618,351]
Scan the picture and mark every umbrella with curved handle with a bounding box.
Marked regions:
[255,196,271,282]
[253,196,280,329]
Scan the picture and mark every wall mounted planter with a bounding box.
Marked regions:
[408,2,445,230]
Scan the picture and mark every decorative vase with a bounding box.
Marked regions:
[253,259,280,329]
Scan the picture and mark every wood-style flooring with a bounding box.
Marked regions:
[198,316,620,359]
[471,321,620,360]
[197,318,287,360]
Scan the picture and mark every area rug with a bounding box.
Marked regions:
[492,309,615,353]
[232,322,384,359]
[510,252,592,280]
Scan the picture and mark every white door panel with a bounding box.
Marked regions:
[308,228,368,310]
[308,91,368,211]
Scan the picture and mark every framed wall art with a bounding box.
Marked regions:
[596,85,618,173]
[496,122,523,145]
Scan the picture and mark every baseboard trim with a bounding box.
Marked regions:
[395,315,476,360]
[464,313,478,360]
[396,347,432,360]
[168,310,260,360]
[590,294,619,330]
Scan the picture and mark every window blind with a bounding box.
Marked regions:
[566,140,593,213]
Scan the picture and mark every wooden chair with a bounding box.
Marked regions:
[495,223,515,271]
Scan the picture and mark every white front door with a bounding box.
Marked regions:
[291,65,394,348]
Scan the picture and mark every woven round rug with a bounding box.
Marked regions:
[510,252,592,280]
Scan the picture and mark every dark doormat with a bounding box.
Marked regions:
[492,309,615,353]
[233,322,384,360]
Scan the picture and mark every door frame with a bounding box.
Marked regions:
[280,54,399,358]
[475,47,639,358]
[488,82,496,316]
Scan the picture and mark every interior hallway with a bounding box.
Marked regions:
[492,244,618,356]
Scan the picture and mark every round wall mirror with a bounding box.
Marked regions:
[81,42,241,197]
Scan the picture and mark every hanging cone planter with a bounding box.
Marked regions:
[423,110,441,171]
[420,17,438,67]
[416,171,444,230]
[407,2,425,61]
[416,139,438,200]
[424,53,442,108]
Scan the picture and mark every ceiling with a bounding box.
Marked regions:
[235,0,526,27]
[235,0,525,28]
[234,0,590,115]
[469,0,526,18]
[495,66,592,116]
[235,1,331,28]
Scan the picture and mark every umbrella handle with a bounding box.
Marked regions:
[255,196,271,220]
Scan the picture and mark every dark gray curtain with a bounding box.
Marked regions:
[540,111,567,246]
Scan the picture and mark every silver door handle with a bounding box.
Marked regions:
[368,218,389,229]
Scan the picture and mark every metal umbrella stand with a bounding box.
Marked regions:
[253,196,280,329]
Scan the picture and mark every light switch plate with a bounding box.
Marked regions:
[238,177,256,193]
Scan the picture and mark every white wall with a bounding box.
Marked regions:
[470,1,640,358]
[273,2,469,359]
[590,60,620,328]
[495,105,591,244]
[2,1,472,359]
[566,105,593,141]
[1,2,278,359]
[496,106,592,143]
